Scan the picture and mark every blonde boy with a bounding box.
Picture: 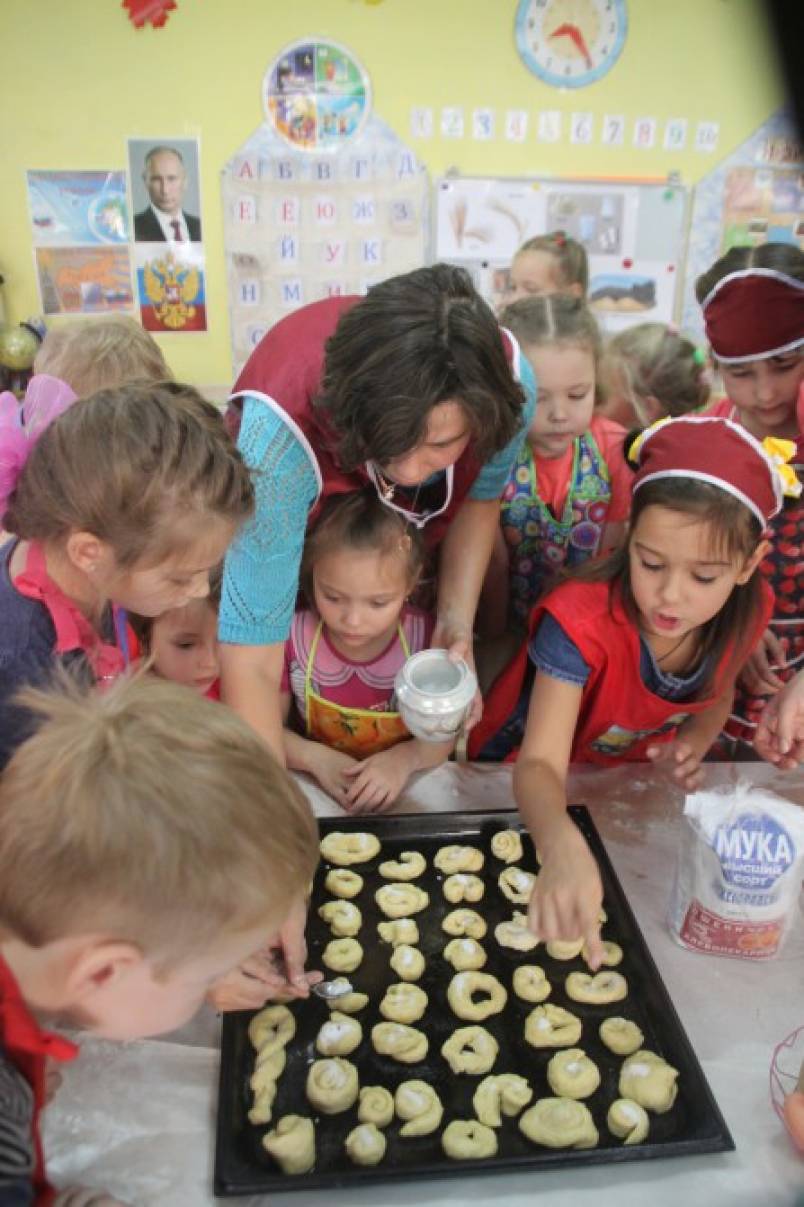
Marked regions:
[34,315,170,396]
[0,674,318,1206]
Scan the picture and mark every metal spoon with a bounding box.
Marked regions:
[311,977,353,1000]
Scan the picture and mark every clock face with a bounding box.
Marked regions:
[515,0,628,89]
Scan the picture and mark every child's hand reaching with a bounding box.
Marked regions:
[55,1190,131,1207]
[526,825,605,970]
[341,743,417,813]
[739,628,787,696]
[208,897,323,1011]
[755,669,804,769]
[645,737,705,790]
[307,744,360,804]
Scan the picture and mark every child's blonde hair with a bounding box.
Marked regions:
[515,232,589,295]
[4,382,254,567]
[602,323,710,424]
[34,316,170,397]
[301,490,424,603]
[499,294,602,373]
[0,673,318,962]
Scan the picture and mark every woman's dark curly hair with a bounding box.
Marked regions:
[315,264,526,472]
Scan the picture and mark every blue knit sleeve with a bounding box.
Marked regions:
[219,395,319,646]
[469,351,537,500]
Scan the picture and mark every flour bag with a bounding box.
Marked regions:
[669,781,804,960]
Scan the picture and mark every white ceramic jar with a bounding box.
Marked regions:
[394,649,477,743]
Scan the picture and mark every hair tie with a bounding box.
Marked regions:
[626,416,672,466]
[763,437,802,499]
[692,346,707,366]
[0,375,77,515]
[553,230,566,248]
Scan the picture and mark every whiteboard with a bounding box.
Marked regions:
[435,175,688,333]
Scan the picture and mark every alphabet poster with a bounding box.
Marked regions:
[222,40,428,376]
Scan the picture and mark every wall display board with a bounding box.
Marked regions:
[222,38,428,376]
[682,108,804,343]
[26,171,133,316]
[435,174,687,332]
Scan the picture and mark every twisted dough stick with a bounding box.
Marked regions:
[248,1004,295,1055]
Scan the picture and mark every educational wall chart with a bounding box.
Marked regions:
[26,171,133,315]
[222,39,428,376]
[682,108,804,341]
[435,176,687,332]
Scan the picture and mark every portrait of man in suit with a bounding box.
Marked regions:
[133,145,202,243]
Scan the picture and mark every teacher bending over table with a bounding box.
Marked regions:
[219,263,536,761]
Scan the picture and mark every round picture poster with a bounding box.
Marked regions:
[263,38,372,152]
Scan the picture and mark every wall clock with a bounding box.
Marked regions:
[515,0,628,89]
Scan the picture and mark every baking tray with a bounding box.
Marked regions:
[214,808,734,1195]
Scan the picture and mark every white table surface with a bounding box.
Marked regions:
[43,762,804,1207]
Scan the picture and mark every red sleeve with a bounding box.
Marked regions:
[590,415,631,523]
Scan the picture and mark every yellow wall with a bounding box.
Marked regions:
[0,0,784,386]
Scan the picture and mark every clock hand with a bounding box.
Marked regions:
[548,22,593,70]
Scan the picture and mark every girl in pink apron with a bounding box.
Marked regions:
[472,416,795,963]
[0,382,254,769]
[281,492,453,812]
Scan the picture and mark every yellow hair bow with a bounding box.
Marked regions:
[763,437,802,499]
[626,416,672,466]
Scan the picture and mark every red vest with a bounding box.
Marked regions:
[470,577,774,763]
[0,955,78,1205]
[229,296,519,546]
